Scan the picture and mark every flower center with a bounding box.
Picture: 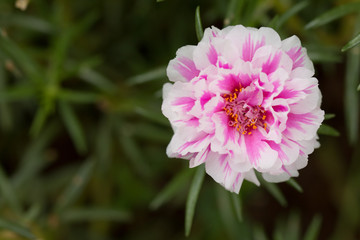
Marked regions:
[222,85,267,135]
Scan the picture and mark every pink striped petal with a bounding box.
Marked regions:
[167,46,200,82]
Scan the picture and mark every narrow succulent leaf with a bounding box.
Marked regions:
[30,104,52,136]
[79,68,116,92]
[58,89,100,103]
[225,0,246,26]
[195,6,204,42]
[0,33,41,83]
[259,175,287,207]
[0,63,12,130]
[285,211,301,240]
[0,85,36,101]
[324,113,335,120]
[23,203,42,223]
[185,165,205,237]
[0,218,36,240]
[344,18,360,144]
[216,185,251,238]
[117,123,151,177]
[317,124,340,137]
[11,124,58,191]
[56,159,95,211]
[150,168,192,210]
[303,215,322,240]
[6,14,53,33]
[230,192,243,222]
[274,1,309,29]
[48,11,98,85]
[305,2,360,29]
[0,166,22,215]
[61,208,132,222]
[253,224,269,240]
[242,0,261,26]
[59,101,87,153]
[96,118,113,170]
[305,44,342,63]
[215,186,238,239]
[131,122,172,143]
[286,178,303,193]
[342,32,360,52]
[126,66,166,85]
[273,227,285,240]
[12,123,58,189]
[134,107,170,126]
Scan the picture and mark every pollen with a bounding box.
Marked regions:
[222,84,268,135]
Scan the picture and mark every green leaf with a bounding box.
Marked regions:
[317,124,340,137]
[0,218,36,240]
[285,211,301,240]
[56,159,95,211]
[0,33,41,83]
[0,85,36,102]
[303,215,322,240]
[324,113,335,120]
[134,106,170,126]
[5,14,53,34]
[59,101,87,153]
[48,11,99,85]
[150,168,192,210]
[241,0,261,26]
[185,165,205,237]
[215,186,238,239]
[12,123,58,189]
[253,224,268,240]
[230,192,243,222]
[342,32,360,52]
[95,117,113,170]
[0,166,22,215]
[30,97,54,136]
[195,6,204,42]
[273,1,309,30]
[224,0,246,26]
[131,122,172,143]
[358,83,360,91]
[23,203,42,223]
[126,66,166,85]
[259,175,287,207]
[286,178,303,193]
[79,67,116,93]
[116,123,151,177]
[306,2,360,29]
[58,89,100,103]
[305,44,342,63]
[0,62,12,130]
[61,208,131,222]
[344,19,360,145]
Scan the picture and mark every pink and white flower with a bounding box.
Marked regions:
[162,25,324,193]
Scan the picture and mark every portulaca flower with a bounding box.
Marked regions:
[162,25,324,193]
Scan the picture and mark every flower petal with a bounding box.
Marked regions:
[167,46,200,82]
[281,35,314,73]
[244,132,280,171]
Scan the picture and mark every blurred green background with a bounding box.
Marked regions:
[0,0,359,239]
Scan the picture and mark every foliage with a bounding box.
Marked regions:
[0,0,359,239]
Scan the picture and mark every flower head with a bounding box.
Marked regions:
[162,25,324,193]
